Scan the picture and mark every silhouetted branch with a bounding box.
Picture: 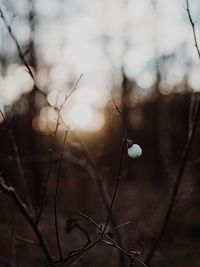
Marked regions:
[0,224,38,245]
[108,220,131,234]
[8,130,34,216]
[0,8,35,79]
[36,148,53,224]
[0,109,5,121]
[186,0,200,59]
[45,237,101,266]
[58,73,83,111]
[54,153,63,260]
[104,101,128,231]
[79,211,147,267]
[0,176,54,265]
[65,218,91,250]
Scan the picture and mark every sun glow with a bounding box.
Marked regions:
[61,104,105,132]
[70,105,93,128]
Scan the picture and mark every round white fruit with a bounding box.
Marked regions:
[127,144,142,158]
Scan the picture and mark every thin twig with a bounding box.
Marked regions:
[0,8,34,79]
[79,211,147,267]
[78,211,100,230]
[54,130,68,259]
[45,237,101,266]
[0,224,38,245]
[108,100,128,137]
[186,0,200,59]
[0,109,5,120]
[0,177,54,265]
[8,130,34,216]
[36,149,53,224]
[36,115,60,223]
[104,101,128,231]
[54,153,63,260]
[59,73,83,111]
[65,218,91,246]
[109,221,131,233]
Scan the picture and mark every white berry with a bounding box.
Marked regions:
[127,144,142,158]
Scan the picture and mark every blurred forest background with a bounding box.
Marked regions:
[0,0,200,266]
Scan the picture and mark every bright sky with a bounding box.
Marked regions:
[0,0,200,131]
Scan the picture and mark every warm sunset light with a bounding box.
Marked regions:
[69,104,105,131]
[60,104,105,132]
[70,104,93,128]
[74,86,110,107]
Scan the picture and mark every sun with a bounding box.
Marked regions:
[60,103,105,132]
[69,104,93,128]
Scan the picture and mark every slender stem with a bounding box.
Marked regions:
[36,111,60,224]
[0,8,34,79]
[53,130,68,259]
[45,237,101,266]
[104,137,127,232]
[186,0,200,59]
[36,149,53,224]
[0,109,5,120]
[79,211,147,267]
[104,101,128,231]
[59,73,83,111]
[54,153,63,260]
[8,130,34,215]
[0,224,37,245]
[0,8,46,97]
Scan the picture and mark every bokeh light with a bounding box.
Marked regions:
[0,64,34,106]
[0,0,200,133]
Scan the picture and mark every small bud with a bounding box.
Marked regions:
[127,144,142,158]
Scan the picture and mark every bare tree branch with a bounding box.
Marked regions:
[54,153,63,260]
[0,176,54,265]
[104,101,128,233]
[0,8,35,79]
[186,0,200,59]
[79,211,147,267]
[8,130,34,216]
